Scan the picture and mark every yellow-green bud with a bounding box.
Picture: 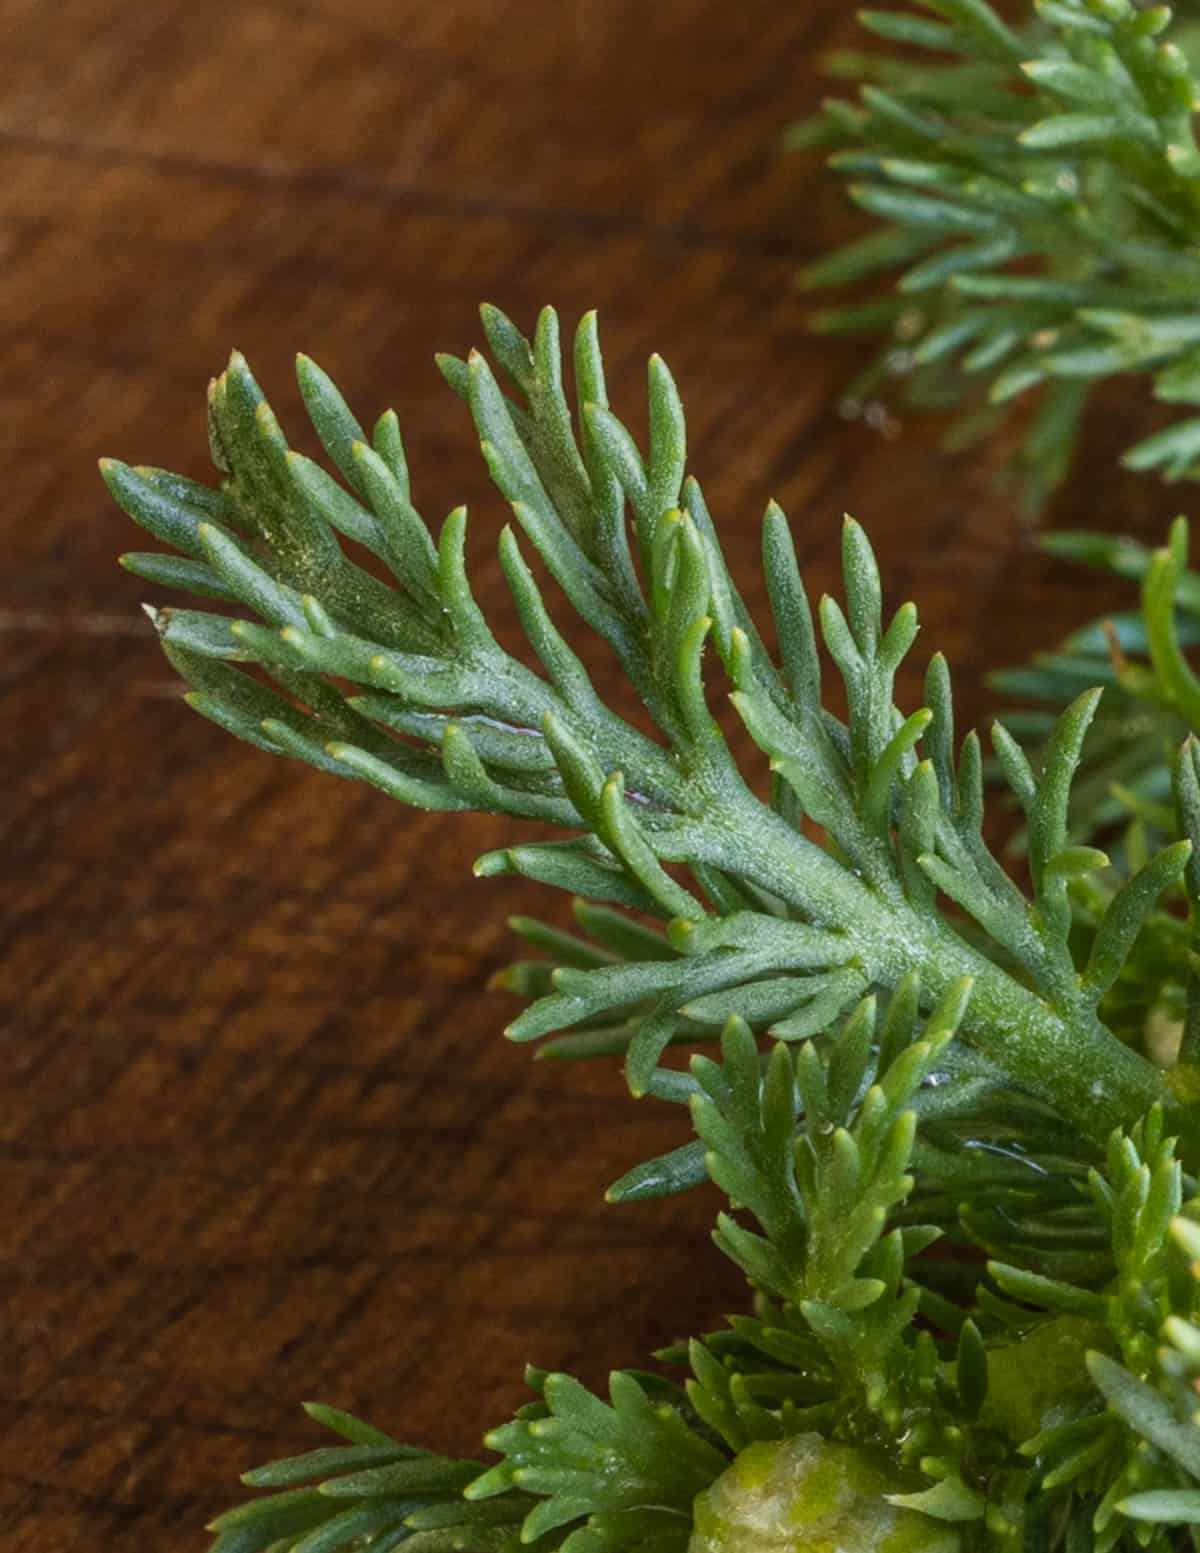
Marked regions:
[689,1434,961,1553]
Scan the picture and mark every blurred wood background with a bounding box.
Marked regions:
[0,1,1175,1547]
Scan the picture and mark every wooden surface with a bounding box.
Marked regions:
[0,2,1176,1548]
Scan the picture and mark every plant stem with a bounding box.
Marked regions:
[691,795,1173,1149]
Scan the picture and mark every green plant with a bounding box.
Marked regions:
[793,0,1200,512]
[103,300,1200,1550]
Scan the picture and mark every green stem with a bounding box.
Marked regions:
[699,801,1173,1150]
[912,916,1169,1148]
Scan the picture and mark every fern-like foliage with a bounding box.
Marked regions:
[105,305,1191,1151]
[989,519,1200,1067]
[794,0,1200,510]
[993,520,1200,846]
[204,1403,530,1553]
[1099,1213,1200,1539]
[980,1107,1200,1552]
[207,994,1200,1553]
[105,305,1200,1551]
[207,987,987,1553]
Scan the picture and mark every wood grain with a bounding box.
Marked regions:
[0,1,1179,1547]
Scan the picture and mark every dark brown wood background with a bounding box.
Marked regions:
[0,2,1175,1548]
